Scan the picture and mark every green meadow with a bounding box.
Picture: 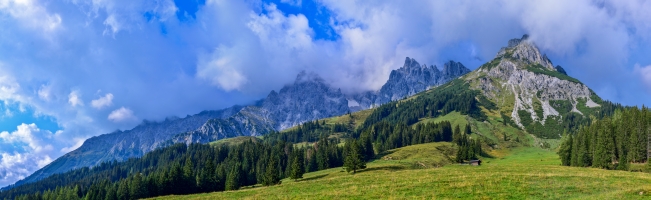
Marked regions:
[151,143,651,199]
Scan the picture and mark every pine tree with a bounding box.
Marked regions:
[263,156,281,186]
[129,173,147,199]
[362,135,375,161]
[455,144,464,163]
[558,134,573,166]
[105,183,117,200]
[289,150,305,180]
[343,139,366,173]
[225,164,241,191]
[453,125,461,145]
[117,180,129,200]
[182,156,195,194]
[465,124,472,135]
[593,121,614,169]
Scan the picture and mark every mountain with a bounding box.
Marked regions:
[261,71,350,130]
[8,57,468,188]
[351,58,471,110]
[1,35,627,199]
[13,107,243,186]
[456,34,607,139]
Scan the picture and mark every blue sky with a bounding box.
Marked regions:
[1,0,651,187]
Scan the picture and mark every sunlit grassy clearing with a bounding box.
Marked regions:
[151,145,651,200]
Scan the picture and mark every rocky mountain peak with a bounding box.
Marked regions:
[497,34,555,70]
[351,57,470,109]
[295,70,326,84]
[443,61,471,77]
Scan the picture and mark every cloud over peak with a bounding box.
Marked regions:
[91,93,114,110]
[108,107,136,122]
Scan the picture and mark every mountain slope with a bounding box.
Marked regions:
[12,107,242,187]
[9,58,468,188]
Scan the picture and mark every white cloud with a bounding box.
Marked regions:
[197,46,248,91]
[0,0,62,33]
[60,137,85,153]
[0,123,56,186]
[37,84,52,101]
[280,0,302,7]
[68,90,83,107]
[108,107,136,122]
[91,93,113,109]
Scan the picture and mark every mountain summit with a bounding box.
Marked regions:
[464,34,602,138]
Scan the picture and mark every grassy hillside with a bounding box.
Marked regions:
[209,136,262,147]
[151,145,651,199]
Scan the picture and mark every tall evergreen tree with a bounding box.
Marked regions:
[558,134,573,166]
[116,180,129,200]
[225,164,241,191]
[263,156,281,186]
[289,150,305,180]
[343,139,366,173]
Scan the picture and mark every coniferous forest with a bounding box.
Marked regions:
[558,107,651,170]
[2,116,458,200]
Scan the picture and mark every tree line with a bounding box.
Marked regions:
[558,107,650,170]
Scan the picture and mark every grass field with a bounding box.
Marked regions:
[209,136,261,147]
[151,143,651,199]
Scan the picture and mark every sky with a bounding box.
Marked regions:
[1,0,651,187]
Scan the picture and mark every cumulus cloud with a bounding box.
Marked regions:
[0,0,62,33]
[108,107,136,122]
[0,124,56,187]
[67,91,83,107]
[91,93,114,109]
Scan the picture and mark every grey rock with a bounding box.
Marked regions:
[353,58,470,109]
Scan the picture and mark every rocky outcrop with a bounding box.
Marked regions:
[261,71,350,130]
[497,34,554,70]
[353,58,470,109]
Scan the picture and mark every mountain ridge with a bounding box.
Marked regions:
[6,56,469,189]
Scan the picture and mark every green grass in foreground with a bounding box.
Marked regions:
[150,144,651,199]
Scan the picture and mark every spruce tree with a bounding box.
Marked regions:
[225,164,241,191]
[343,139,366,173]
[263,156,281,186]
[558,134,573,166]
[289,151,305,180]
[453,125,461,145]
[117,180,129,200]
[182,156,195,193]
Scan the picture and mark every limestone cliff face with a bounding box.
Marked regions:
[468,35,599,128]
